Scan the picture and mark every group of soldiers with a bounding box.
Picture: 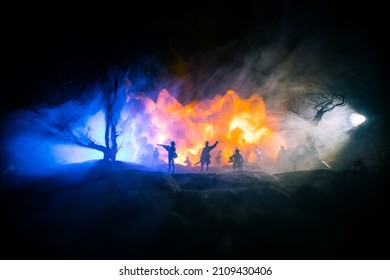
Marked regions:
[154,140,221,174]
[152,138,326,174]
[153,140,274,174]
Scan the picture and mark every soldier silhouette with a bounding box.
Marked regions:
[198,140,219,173]
[184,156,192,167]
[152,147,159,164]
[215,150,222,166]
[276,145,288,171]
[255,146,263,167]
[229,148,244,170]
[157,141,177,173]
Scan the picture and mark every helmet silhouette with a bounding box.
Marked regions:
[171,141,176,146]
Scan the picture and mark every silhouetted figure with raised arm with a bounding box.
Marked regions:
[199,140,219,173]
[229,148,245,170]
[157,141,177,173]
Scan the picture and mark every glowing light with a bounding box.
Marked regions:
[350,113,366,127]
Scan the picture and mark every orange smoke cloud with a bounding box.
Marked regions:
[123,88,283,165]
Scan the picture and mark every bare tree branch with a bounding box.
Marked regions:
[41,77,127,162]
[290,89,346,125]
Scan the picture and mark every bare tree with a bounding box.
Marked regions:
[288,89,345,170]
[48,78,133,162]
[291,88,346,126]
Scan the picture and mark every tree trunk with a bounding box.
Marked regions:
[103,78,119,162]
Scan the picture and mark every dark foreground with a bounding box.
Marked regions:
[1,160,389,260]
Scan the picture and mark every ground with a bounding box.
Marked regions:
[1,160,389,260]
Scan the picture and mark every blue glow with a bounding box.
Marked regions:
[1,70,174,175]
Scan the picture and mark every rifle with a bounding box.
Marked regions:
[193,160,201,165]
[157,144,169,149]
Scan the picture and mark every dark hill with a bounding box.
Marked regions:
[1,160,389,260]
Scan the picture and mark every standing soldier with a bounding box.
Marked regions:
[215,150,222,166]
[277,145,289,171]
[255,146,263,168]
[157,141,177,173]
[198,140,219,173]
[152,147,159,165]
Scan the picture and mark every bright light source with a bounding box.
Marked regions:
[350,113,366,127]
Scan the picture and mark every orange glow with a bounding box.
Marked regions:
[123,88,283,165]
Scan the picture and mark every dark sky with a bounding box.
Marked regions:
[0,1,387,112]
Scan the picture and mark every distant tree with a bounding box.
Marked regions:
[289,89,345,170]
[51,78,133,162]
[290,88,346,126]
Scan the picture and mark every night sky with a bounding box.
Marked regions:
[1,1,386,105]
